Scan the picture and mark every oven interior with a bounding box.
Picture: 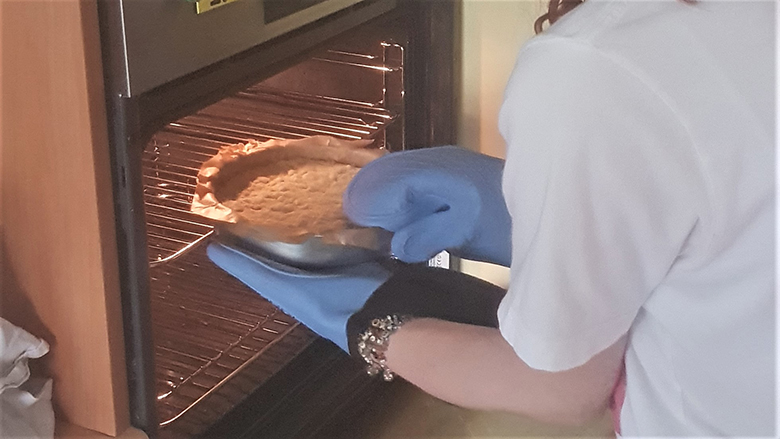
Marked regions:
[141,25,408,438]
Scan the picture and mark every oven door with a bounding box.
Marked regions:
[114,0,380,96]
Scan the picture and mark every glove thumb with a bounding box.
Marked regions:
[390,185,480,262]
[389,212,462,262]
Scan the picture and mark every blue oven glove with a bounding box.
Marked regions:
[207,242,391,352]
[207,242,507,356]
[343,146,512,267]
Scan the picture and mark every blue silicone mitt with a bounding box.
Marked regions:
[207,243,391,352]
[343,146,512,266]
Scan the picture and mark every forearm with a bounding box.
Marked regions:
[385,318,626,426]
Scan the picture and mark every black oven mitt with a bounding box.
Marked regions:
[207,242,506,358]
[343,145,512,267]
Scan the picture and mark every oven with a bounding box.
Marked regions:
[96,1,458,437]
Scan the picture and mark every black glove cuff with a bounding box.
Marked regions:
[346,263,507,357]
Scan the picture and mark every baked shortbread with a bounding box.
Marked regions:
[192,135,384,240]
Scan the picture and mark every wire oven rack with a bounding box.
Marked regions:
[143,50,401,436]
[150,247,317,437]
[144,85,396,265]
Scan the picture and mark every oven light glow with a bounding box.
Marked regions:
[312,57,393,72]
[158,380,176,400]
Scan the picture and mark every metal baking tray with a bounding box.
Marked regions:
[213,220,393,270]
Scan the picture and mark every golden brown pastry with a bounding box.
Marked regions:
[191,135,384,239]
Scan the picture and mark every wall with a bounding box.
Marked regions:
[1,1,129,435]
[457,0,545,287]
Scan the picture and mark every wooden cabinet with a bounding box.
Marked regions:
[1,1,134,436]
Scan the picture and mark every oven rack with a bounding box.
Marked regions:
[150,244,317,437]
[143,85,396,264]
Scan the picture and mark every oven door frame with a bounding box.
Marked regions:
[97,0,458,435]
[115,0,369,96]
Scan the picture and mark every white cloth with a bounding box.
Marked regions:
[0,318,54,439]
[496,0,774,436]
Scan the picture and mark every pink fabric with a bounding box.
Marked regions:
[609,360,627,435]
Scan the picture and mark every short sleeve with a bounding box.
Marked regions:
[496,37,705,372]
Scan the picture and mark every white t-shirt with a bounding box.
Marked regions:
[496,0,774,436]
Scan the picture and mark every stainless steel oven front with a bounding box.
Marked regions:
[97,1,458,437]
[113,0,372,96]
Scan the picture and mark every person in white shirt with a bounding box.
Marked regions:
[492,0,775,434]
[207,0,775,435]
